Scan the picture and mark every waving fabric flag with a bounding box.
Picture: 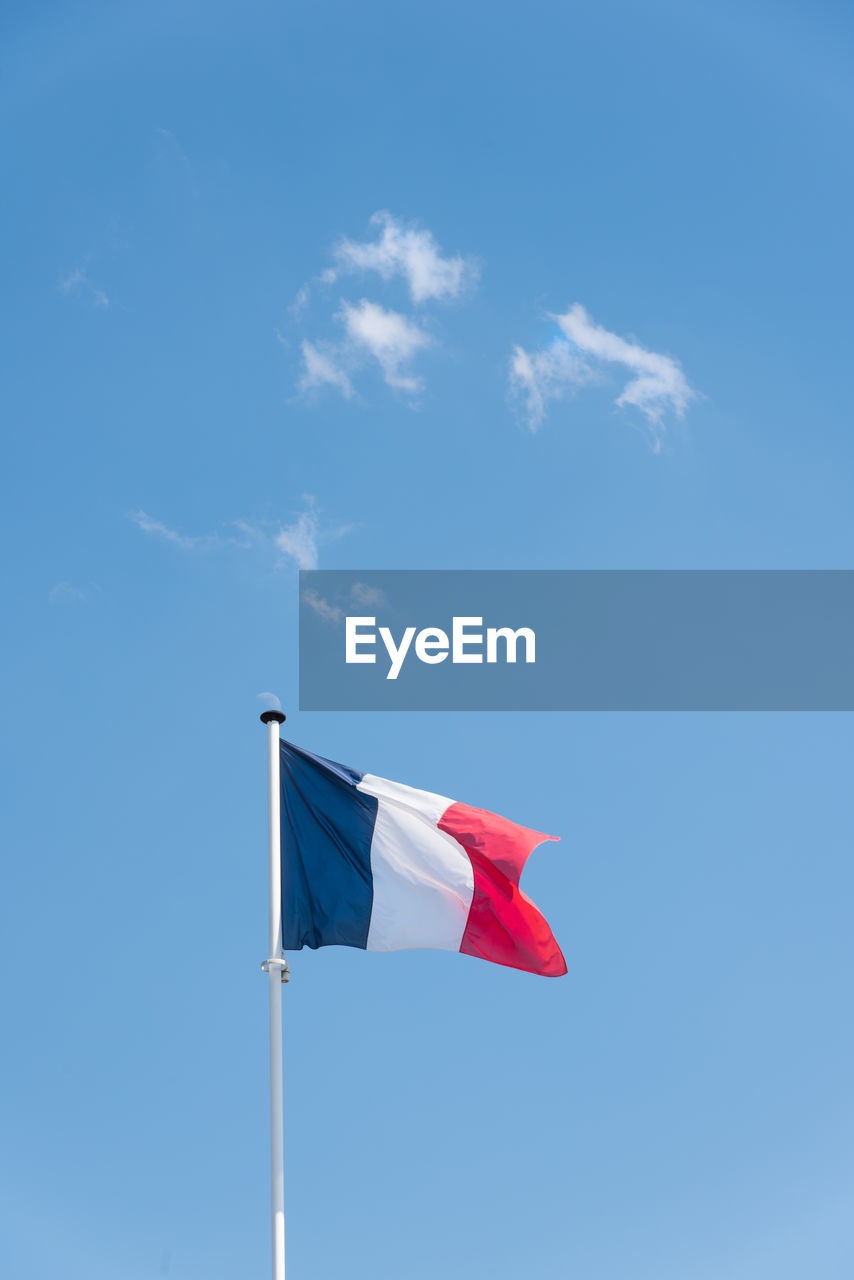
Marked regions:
[279,740,566,977]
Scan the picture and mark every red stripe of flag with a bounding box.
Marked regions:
[438,803,567,977]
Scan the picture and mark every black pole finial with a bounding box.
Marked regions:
[260,710,286,724]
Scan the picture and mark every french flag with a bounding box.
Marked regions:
[279,741,566,977]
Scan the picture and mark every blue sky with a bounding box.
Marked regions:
[2,1,854,1276]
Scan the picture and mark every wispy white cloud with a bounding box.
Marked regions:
[298,581,390,627]
[48,581,85,604]
[274,506,321,570]
[557,304,694,429]
[273,498,356,569]
[510,303,695,448]
[297,340,354,399]
[328,211,478,304]
[338,300,431,393]
[131,499,350,570]
[59,267,109,309]
[228,520,266,547]
[290,285,311,319]
[130,510,206,549]
[131,511,257,551]
[59,267,85,293]
[509,339,595,431]
[350,582,388,607]
[301,587,343,623]
[48,581,101,604]
[289,212,476,403]
[294,301,432,400]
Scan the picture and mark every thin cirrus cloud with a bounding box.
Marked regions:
[510,303,696,448]
[349,581,388,608]
[301,587,343,624]
[298,339,354,399]
[327,210,478,304]
[273,506,322,570]
[48,581,101,604]
[298,300,432,399]
[339,299,432,393]
[301,580,387,626]
[59,267,109,309]
[130,500,350,570]
[130,510,213,549]
[292,212,475,402]
[509,341,596,433]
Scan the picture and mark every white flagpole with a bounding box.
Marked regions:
[260,709,288,1280]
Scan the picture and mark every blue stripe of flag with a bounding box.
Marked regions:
[279,741,376,951]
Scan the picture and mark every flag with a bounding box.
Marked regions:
[279,740,566,977]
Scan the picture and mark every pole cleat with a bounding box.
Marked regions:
[261,956,291,983]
